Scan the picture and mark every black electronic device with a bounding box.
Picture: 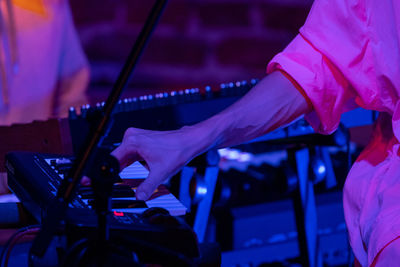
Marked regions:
[5,151,201,265]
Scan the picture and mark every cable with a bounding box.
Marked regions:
[0,225,39,266]
[0,225,40,267]
[59,238,89,267]
[4,228,39,267]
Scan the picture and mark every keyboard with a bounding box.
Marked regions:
[5,151,199,264]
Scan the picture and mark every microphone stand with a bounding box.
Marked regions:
[28,1,168,265]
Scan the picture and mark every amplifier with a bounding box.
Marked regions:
[216,191,349,266]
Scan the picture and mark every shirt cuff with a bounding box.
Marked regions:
[267,34,355,135]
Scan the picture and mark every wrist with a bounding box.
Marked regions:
[179,115,226,158]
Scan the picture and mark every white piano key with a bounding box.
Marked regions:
[119,162,149,179]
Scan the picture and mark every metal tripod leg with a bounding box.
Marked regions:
[179,150,220,242]
[179,166,195,212]
[289,147,322,267]
[193,165,219,242]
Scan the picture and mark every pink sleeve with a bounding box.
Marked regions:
[266,0,383,135]
[267,34,357,134]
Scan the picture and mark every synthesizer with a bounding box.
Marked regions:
[68,80,257,154]
[5,151,199,265]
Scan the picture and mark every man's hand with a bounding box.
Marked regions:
[111,127,203,200]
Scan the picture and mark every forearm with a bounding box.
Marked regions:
[188,71,312,154]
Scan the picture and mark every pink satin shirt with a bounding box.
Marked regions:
[268,0,400,265]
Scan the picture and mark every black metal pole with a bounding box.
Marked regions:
[61,0,168,203]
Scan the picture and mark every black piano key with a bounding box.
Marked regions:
[78,184,135,199]
[112,200,147,209]
[87,199,147,209]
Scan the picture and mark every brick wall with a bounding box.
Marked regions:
[69,0,313,103]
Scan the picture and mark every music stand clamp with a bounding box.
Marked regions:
[28,1,168,266]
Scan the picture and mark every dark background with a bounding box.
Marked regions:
[69,0,313,104]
